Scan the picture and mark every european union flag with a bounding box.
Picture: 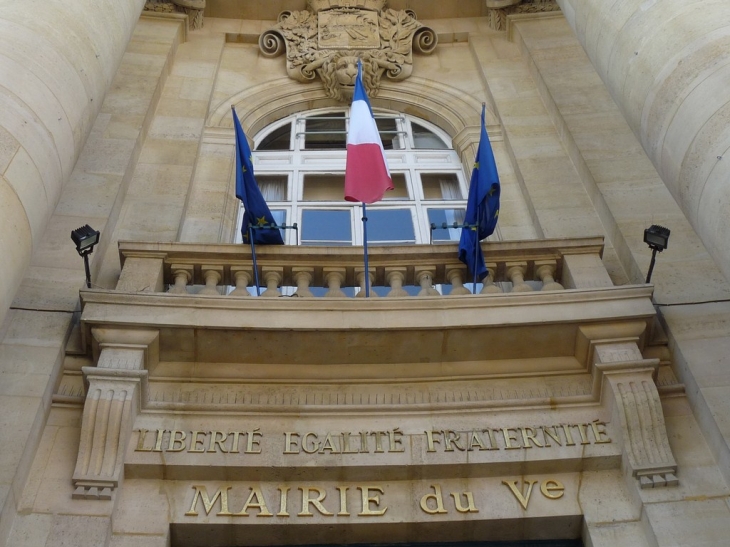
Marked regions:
[232,107,284,245]
[458,104,500,282]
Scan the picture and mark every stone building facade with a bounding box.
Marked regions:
[0,1,729,546]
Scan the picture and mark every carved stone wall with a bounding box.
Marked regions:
[259,1,437,101]
[486,0,561,31]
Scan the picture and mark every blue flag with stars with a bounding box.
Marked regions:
[458,104,500,281]
[232,107,284,245]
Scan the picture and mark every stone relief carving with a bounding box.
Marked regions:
[259,0,437,101]
[486,0,561,31]
[143,0,206,30]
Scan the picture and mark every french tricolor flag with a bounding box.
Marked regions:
[344,62,393,204]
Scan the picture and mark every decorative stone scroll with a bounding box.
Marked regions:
[486,0,561,31]
[593,342,679,489]
[71,330,158,500]
[259,0,437,101]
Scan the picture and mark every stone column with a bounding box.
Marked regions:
[0,0,146,326]
[557,0,730,281]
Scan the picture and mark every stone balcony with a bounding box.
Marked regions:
[75,236,658,381]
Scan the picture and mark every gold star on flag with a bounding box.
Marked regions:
[256,216,268,226]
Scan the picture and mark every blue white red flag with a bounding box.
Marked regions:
[344,62,393,204]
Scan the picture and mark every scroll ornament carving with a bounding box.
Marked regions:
[594,343,679,489]
[486,0,561,31]
[259,1,437,101]
[72,348,148,500]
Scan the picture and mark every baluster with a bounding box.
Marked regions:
[229,268,252,297]
[385,268,409,297]
[480,263,503,294]
[198,266,223,295]
[506,262,532,292]
[261,268,282,297]
[292,268,314,297]
[446,268,471,295]
[168,264,192,294]
[324,268,347,297]
[536,261,564,291]
[415,267,439,296]
[355,269,378,298]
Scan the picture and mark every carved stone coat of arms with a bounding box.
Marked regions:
[259,0,437,101]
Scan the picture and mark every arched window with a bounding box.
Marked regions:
[235,108,467,246]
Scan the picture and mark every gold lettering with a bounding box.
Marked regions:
[450,491,478,513]
[341,432,358,454]
[501,428,521,449]
[153,429,165,452]
[540,480,565,500]
[319,432,340,454]
[425,430,441,452]
[229,431,244,453]
[485,428,499,450]
[574,424,590,445]
[283,432,300,454]
[370,431,387,453]
[443,430,465,451]
[337,486,350,516]
[358,486,387,516]
[561,424,576,446]
[135,429,153,451]
[277,486,290,517]
[298,487,333,516]
[185,485,232,516]
[302,432,320,454]
[502,480,537,510]
[419,484,447,514]
[466,431,488,451]
[208,431,228,453]
[590,421,612,444]
[388,428,405,453]
[521,427,543,448]
[359,431,370,453]
[189,431,206,453]
[235,487,273,517]
[168,430,187,452]
[542,426,562,447]
[246,428,262,454]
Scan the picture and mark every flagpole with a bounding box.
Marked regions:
[473,208,481,292]
[248,225,261,296]
[362,202,370,297]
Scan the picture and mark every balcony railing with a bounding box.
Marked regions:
[114,237,613,297]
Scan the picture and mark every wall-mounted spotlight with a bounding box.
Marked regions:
[71,224,100,288]
[643,224,670,283]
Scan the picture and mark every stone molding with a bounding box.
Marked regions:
[487,0,561,31]
[71,330,158,500]
[591,340,679,488]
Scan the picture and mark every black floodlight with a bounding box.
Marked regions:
[643,224,670,283]
[70,224,100,288]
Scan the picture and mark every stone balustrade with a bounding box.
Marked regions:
[114,237,612,297]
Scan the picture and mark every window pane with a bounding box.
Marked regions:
[257,175,288,201]
[302,174,345,201]
[428,208,466,241]
[367,209,415,244]
[421,173,462,200]
[257,123,291,150]
[301,209,351,245]
[375,117,400,150]
[383,173,409,200]
[412,121,449,149]
[305,113,346,149]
